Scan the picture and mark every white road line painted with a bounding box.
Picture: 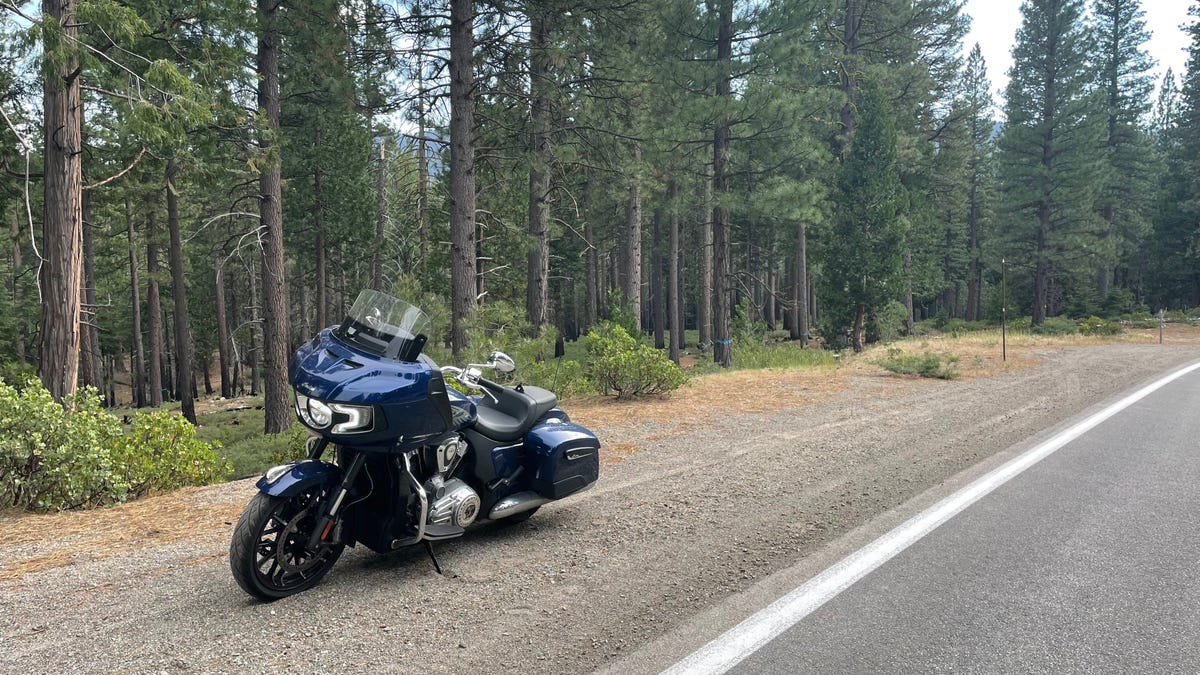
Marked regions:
[662,360,1200,675]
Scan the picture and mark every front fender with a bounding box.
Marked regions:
[256,459,342,497]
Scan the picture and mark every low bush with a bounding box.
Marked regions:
[585,325,686,399]
[452,300,594,398]
[731,340,838,370]
[1031,316,1079,335]
[1079,316,1123,336]
[876,348,959,380]
[0,378,230,511]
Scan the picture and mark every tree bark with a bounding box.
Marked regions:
[166,159,195,423]
[125,198,145,407]
[796,223,809,346]
[38,0,84,401]
[80,187,103,391]
[652,206,665,349]
[526,5,552,328]
[214,250,232,399]
[145,193,165,406]
[315,149,328,329]
[248,263,261,397]
[712,0,733,368]
[622,145,643,333]
[698,152,713,348]
[258,0,291,433]
[584,211,599,331]
[10,210,25,362]
[449,0,477,357]
[372,135,387,291]
[668,179,681,364]
[903,246,914,336]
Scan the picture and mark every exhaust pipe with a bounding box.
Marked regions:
[489,491,548,520]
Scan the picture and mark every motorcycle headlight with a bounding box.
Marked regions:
[330,402,373,434]
[295,393,372,433]
[295,393,332,429]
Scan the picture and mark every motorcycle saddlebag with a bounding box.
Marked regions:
[525,419,600,499]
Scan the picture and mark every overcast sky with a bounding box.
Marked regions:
[962,0,1193,105]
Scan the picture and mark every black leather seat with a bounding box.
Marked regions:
[473,385,558,442]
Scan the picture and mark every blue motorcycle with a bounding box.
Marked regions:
[230,290,601,600]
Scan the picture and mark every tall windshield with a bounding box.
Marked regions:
[335,290,432,362]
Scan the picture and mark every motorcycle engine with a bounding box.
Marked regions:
[427,478,481,528]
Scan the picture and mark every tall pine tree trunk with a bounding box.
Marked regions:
[797,223,809,346]
[126,198,145,407]
[698,152,713,348]
[315,154,328,329]
[652,207,665,349]
[146,193,164,406]
[449,0,477,357]
[372,135,386,291]
[965,187,982,322]
[668,179,681,364]
[214,253,232,399]
[258,0,291,433]
[526,7,551,328]
[166,159,195,423]
[584,206,599,330]
[712,0,733,368]
[8,211,23,362]
[80,187,103,390]
[623,145,642,332]
[38,0,84,401]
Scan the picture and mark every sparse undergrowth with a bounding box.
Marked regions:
[876,348,960,380]
[0,378,230,511]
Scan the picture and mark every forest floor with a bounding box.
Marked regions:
[3,327,1200,673]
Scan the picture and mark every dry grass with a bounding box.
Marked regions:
[0,485,248,581]
[843,327,1166,381]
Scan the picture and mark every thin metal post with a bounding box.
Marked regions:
[1160,309,1165,345]
[1001,258,1007,362]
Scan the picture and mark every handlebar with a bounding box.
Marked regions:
[440,364,500,403]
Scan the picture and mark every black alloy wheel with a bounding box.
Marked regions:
[229,490,345,600]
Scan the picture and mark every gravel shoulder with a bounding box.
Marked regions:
[3,342,1200,674]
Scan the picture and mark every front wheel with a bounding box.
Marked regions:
[230,490,344,600]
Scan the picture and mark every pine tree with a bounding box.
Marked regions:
[821,81,906,352]
[1092,0,1156,304]
[961,44,995,321]
[998,0,1104,325]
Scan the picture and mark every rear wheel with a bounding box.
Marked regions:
[230,490,344,600]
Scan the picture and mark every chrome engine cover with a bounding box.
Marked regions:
[427,479,481,528]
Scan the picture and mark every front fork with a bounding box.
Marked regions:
[305,438,366,550]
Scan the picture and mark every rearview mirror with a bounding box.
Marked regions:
[487,351,516,374]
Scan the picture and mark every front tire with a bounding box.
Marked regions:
[230,490,344,601]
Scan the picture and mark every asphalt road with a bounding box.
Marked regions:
[717,364,1200,673]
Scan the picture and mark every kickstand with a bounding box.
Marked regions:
[423,540,443,575]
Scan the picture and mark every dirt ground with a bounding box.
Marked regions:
[3,330,1200,674]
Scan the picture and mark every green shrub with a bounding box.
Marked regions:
[732,298,768,343]
[113,410,232,499]
[1007,316,1032,332]
[585,325,686,399]
[456,300,593,398]
[0,378,230,511]
[1031,316,1079,335]
[0,361,35,385]
[876,348,959,380]
[1079,315,1123,336]
[870,300,909,343]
